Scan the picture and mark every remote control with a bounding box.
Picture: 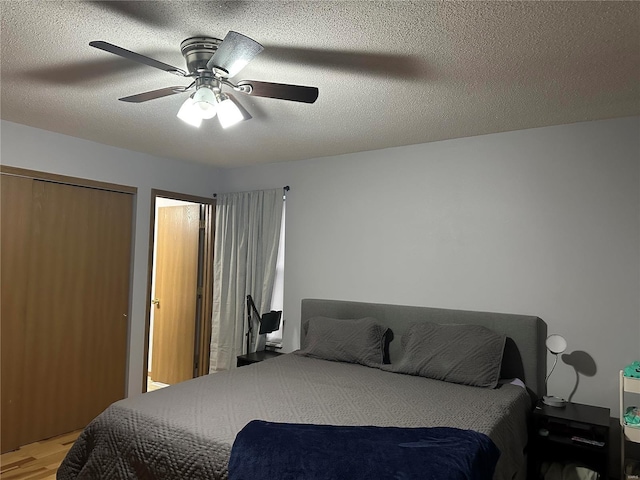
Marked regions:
[571,436,604,447]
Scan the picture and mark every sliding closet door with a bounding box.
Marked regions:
[18,180,133,446]
[0,175,34,451]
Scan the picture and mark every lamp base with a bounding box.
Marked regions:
[542,395,567,408]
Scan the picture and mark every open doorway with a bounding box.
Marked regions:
[143,190,215,393]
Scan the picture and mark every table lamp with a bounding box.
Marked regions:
[543,334,567,407]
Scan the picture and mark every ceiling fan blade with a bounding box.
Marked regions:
[90,41,187,76]
[237,81,319,104]
[261,47,428,80]
[206,31,263,77]
[119,86,189,103]
[90,1,170,28]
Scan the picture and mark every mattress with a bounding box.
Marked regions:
[58,353,531,480]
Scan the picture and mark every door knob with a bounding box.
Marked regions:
[151,298,160,307]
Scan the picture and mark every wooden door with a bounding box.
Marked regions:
[1,178,133,451]
[151,205,200,385]
[1,175,34,451]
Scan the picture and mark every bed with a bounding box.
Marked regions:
[58,299,546,480]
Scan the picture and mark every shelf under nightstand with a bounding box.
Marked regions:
[530,401,610,479]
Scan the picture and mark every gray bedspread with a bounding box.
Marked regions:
[58,354,530,480]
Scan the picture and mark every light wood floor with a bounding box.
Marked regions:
[147,375,169,392]
[0,430,81,480]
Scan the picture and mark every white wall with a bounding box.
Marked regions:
[0,120,222,397]
[2,117,638,415]
[219,116,640,415]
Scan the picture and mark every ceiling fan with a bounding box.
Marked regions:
[90,31,319,129]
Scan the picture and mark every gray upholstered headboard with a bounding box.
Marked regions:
[300,299,547,400]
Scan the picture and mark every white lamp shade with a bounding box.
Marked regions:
[176,97,203,127]
[216,95,244,129]
[197,104,217,119]
[545,334,567,355]
[192,87,216,105]
[192,87,217,119]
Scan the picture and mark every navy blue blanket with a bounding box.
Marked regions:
[229,421,500,480]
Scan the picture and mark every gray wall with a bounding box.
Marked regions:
[2,117,638,415]
[219,116,640,415]
[0,120,224,397]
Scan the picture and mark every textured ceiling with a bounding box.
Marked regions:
[1,1,638,168]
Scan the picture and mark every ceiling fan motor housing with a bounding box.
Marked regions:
[180,37,222,75]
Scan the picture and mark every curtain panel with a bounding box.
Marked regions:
[209,188,283,372]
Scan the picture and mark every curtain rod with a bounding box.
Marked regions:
[212,186,290,198]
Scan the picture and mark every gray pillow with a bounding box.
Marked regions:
[297,316,390,366]
[389,322,506,388]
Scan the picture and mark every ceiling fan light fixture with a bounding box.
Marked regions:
[90,33,317,131]
[215,93,246,129]
[177,95,203,127]
[192,86,217,119]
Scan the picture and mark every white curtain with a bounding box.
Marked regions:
[266,200,286,346]
[209,188,284,372]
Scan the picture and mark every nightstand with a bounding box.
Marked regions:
[530,401,610,479]
[236,349,283,367]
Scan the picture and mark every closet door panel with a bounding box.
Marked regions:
[0,174,34,452]
[20,181,133,444]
